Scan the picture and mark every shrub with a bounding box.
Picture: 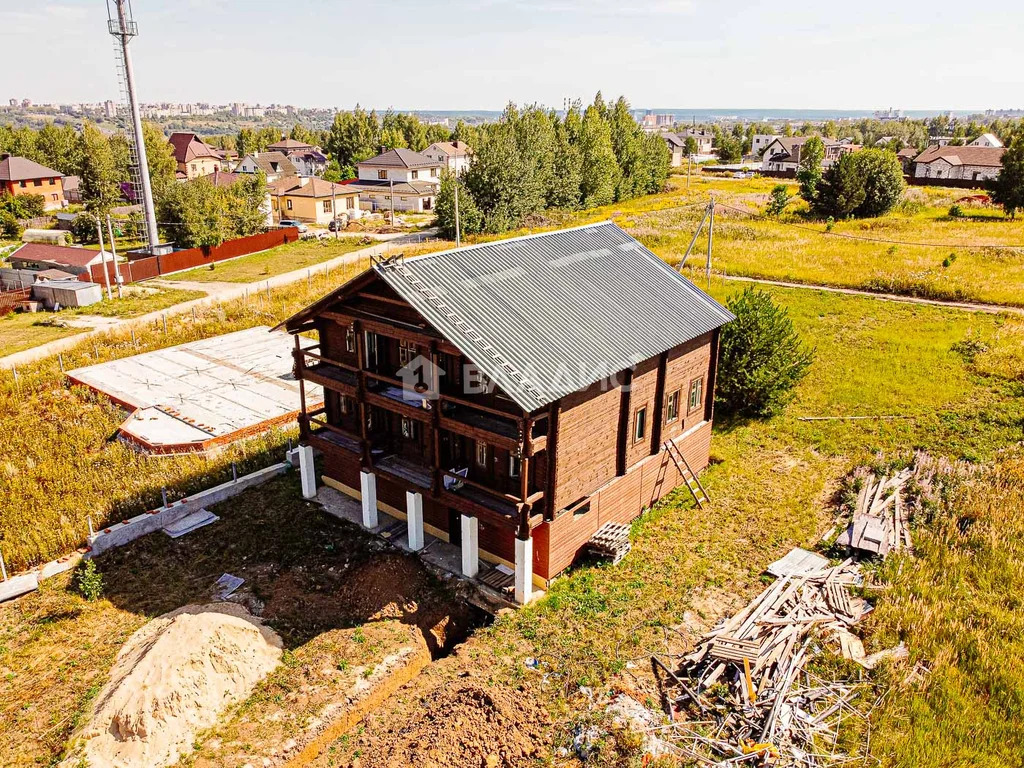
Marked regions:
[766,184,791,217]
[716,287,815,418]
[810,149,904,219]
[74,559,104,601]
[949,204,964,218]
[70,214,99,244]
[0,210,22,240]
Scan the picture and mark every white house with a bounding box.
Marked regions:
[660,132,685,167]
[421,141,473,174]
[680,128,714,155]
[969,132,1003,148]
[751,134,781,157]
[356,148,442,184]
[912,146,1005,182]
[235,151,298,183]
[761,136,856,173]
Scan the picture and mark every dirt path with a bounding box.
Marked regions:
[721,274,1024,316]
[0,230,434,369]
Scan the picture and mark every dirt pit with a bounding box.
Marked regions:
[326,677,551,768]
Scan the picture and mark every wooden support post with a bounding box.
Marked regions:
[294,335,309,439]
[544,403,558,520]
[615,368,634,477]
[352,319,372,467]
[651,351,668,455]
[429,343,442,495]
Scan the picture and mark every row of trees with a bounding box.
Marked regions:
[435,95,670,237]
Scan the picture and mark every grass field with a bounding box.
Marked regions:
[516,174,1024,308]
[171,237,372,283]
[0,311,86,357]
[0,286,205,358]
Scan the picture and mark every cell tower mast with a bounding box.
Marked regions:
[107,0,159,252]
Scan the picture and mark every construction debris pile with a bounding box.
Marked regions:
[835,468,914,557]
[654,559,875,766]
[585,522,632,565]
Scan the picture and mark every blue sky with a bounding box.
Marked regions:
[2,0,1021,112]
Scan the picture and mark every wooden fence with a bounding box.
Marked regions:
[0,288,31,317]
[89,227,299,285]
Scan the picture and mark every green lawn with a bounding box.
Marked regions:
[171,237,372,283]
[0,311,85,358]
[67,285,205,318]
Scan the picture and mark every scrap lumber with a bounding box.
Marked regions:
[656,555,873,766]
[584,522,632,564]
[837,468,917,558]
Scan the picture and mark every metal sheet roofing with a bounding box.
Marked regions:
[374,221,733,413]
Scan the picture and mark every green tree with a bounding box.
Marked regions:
[0,209,22,239]
[225,171,269,237]
[434,169,483,240]
[547,106,583,209]
[77,123,121,213]
[715,135,743,163]
[812,151,866,219]
[463,119,538,232]
[236,128,256,157]
[156,175,225,248]
[142,121,176,192]
[326,106,379,170]
[35,122,82,176]
[609,96,647,200]
[991,135,1024,219]
[855,149,905,217]
[578,101,618,208]
[797,136,825,201]
[716,287,814,418]
[683,136,699,157]
[766,184,791,216]
[289,123,315,144]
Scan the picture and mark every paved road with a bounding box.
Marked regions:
[1,230,437,369]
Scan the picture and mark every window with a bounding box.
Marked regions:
[191,163,197,173]
[509,452,521,478]
[689,377,704,413]
[19,181,26,188]
[323,199,332,213]
[633,407,647,443]
[345,324,356,353]
[286,199,293,210]
[364,331,379,368]
[369,194,376,199]
[33,179,42,187]
[339,395,351,415]
[411,170,419,180]
[346,196,355,209]
[401,196,408,201]
[401,417,418,440]
[665,390,680,423]
[399,340,416,366]
[475,440,488,468]
[377,169,388,179]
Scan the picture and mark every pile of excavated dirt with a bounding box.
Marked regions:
[351,682,550,768]
[60,603,282,768]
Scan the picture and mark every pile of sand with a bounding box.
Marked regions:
[61,603,282,768]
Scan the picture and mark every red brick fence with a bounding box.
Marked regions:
[89,227,299,285]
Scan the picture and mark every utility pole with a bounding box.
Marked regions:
[108,0,159,253]
[706,196,715,289]
[96,217,112,301]
[687,152,692,192]
[106,214,123,298]
[389,177,395,226]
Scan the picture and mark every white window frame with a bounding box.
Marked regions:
[688,377,704,413]
[475,440,488,468]
[634,406,647,443]
[345,324,356,353]
[399,340,416,366]
[666,390,680,423]
[509,452,521,478]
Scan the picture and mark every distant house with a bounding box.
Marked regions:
[168,132,222,180]
[346,148,442,213]
[235,151,298,183]
[969,132,1003,148]
[761,137,856,173]
[356,148,442,184]
[751,134,781,157]
[660,133,685,167]
[680,129,714,155]
[896,147,919,173]
[7,243,107,277]
[63,175,81,204]
[268,176,362,225]
[0,154,65,210]
[912,146,1005,182]
[266,138,329,176]
[421,141,473,174]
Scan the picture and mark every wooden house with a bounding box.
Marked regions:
[278,222,733,603]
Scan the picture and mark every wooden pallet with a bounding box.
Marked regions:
[586,522,632,564]
[709,635,761,662]
[478,566,515,594]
